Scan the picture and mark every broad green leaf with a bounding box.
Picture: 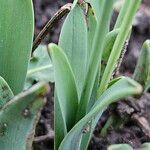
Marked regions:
[0,76,14,109]
[48,43,79,131]
[140,143,150,150]
[25,45,54,89]
[59,77,142,149]
[133,40,150,91]
[59,4,87,97]
[108,144,133,150]
[0,0,34,95]
[76,0,114,121]
[0,82,49,150]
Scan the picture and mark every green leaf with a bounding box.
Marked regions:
[59,4,88,97]
[114,0,131,29]
[0,82,49,150]
[0,0,34,95]
[133,40,150,91]
[59,77,142,150]
[76,0,114,121]
[140,143,150,150]
[108,144,133,150]
[25,45,54,89]
[86,7,97,61]
[48,43,79,130]
[54,92,67,150]
[100,29,119,80]
[0,76,14,109]
[99,0,141,95]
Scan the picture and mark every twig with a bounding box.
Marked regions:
[32,3,72,51]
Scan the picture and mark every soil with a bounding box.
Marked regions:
[32,0,150,150]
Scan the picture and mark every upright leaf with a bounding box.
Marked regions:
[133,40,150,91]
[99,0,141,95]
[59,77,142,150]
[54,92,67,150]
[48,44,79,131]
[86,7,97,61]
[59,4,87,96]
[0,82,49,150]
[0,0,34,94]
[0,76,14,109]
[76,0,114,121]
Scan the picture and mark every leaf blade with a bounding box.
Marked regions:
[0,0,34,94]
[0,82,49,150]
[48,43,79,131]
[59,4,88,96]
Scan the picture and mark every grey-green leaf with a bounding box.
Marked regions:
[0,82,49,150]
[140,143,150,150]
[48,43,79,131]
[108,144,133,150]
[0,0,34,94]
[59,77,142,150]
[100,29,119,80]
[0,76,14,109]
[76,0,114,121]
[59,4,88,97]
[86,7,97,61]
[25,45,54,89]
[133,40,150,91]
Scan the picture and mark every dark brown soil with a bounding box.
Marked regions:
[32,0,150,150]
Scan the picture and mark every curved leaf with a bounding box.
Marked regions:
[25,45,54,89]
[0,82,49,150]
[59,77,142,149]
[0,0,34,94]
[0,76,14,109]
[59,4,88,96]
